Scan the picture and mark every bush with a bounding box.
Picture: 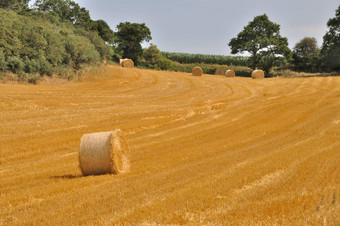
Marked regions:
[144,44,161,66]
[0,8,111,78]
[156,57,172,70]
[7,56,24,74]
[0,49,7,72]
[39,59,53,76]
[229,65,253,77]
[24,58,40,74]
[27,74,40,84]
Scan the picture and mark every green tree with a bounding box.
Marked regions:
[293,37,320,72]
[156,57,173,70]
[0,49,7,72]
[0,8,106,77]
[321,4,340,71]
[143,44,173,70]
[34,0,91,26]
[228,14,291,73]
[144,44,161,66]
[7,56,24,74]
[0,0,29,12]
[115,22,152,65]
[91,20,114,44]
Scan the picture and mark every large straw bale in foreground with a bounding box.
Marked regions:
[225,70,235,77]
[121,59,134,68]
[79,130,130,176]
[215,67,227,75]
[192,67,203,76]
[251,70,265,79]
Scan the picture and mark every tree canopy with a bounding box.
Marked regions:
[321,4,340,71]
[0,8,110,80]
[228,14,291,73]
[0,0,29,12]
[91,20,115,44]
[144,44,161,66]
[34,0,115,45]
[115,22,152,64]
[293,37,320,72]
[34,0,91,26]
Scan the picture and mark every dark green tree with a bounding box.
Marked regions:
[91,20,114,44]
[293,37,320,72]
[0,0,29,12]
[321,4,340,71]
[0,49,7,72]
[143,44,173,70]
[228,14,291,73]
[115,22,152,64]
[144,44,161,66]
[34,0,91,26]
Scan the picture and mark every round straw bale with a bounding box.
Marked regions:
[122,59,134,68]
[119,59,124,66]
[225,70,236,77]
[251,70,265,79]
[192,66,203,76]
[215,67,226,75]
[79,130,130,176]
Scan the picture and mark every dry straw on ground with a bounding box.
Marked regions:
[121,59,134,68]
[251,70,265,79]
[79,129,130,176]
[192,67,203,76]
[215,67,227,75]
[225,70,236,77]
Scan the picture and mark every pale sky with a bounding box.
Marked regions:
[73,0,339,55]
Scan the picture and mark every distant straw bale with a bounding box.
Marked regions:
[251,70,265,79]
[121,59,134,68]
[119,59,125,66]
[225,70,236,77]
[215,67,227,75]
[192,67,203,76]
[79,130,130,176]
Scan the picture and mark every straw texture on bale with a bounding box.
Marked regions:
[121,59,134,68]
[251,70,265,79]
[215,67,227,75]
[225,70,236,77]
[192,67,203,76]
[79,130,130,176]
[119,59,125,66]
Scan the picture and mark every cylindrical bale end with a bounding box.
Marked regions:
[79,130,130,176]
[192,67,203,76]
[225,70,236,77]
[119,59,124,66]
[122,59,134,68]
[251,70,265,79]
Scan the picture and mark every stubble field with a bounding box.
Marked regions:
[0,65,339,224]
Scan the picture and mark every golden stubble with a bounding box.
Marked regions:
[0,65,339,225]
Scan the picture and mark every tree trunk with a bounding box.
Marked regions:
[252,52,257,70]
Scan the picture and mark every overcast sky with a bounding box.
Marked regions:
[73,0,339,55]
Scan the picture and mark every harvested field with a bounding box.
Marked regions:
[0,65,339,224]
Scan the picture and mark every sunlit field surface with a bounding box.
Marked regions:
[0,65,339,224]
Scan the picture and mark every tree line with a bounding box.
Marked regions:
[228,5,340,73]
[0,0,152,81]
[1,0,340,81]
[138,4,340,75]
